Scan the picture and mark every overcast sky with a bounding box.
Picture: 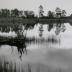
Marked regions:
[0,0,72,15]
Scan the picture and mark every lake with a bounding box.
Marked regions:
[0,23,72,72]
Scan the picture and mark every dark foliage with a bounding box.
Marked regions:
[0,36,27,59]
[48,24,53,31]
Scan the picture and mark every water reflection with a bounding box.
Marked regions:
[0,22,62,58]
[0,22,72,72]
[39,24,44,37]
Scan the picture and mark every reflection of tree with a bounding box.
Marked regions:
[24,23,35,30]
[47,23,53,31]
[39,24,44,37]
[55,23,61,35]
[0,25,10,32]
[55,26,61,35]
[61,24,66,32]
[55,23,66,35]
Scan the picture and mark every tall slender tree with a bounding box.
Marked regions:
[39,5,44,17]
[61,10,66,17]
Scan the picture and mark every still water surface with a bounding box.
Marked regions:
[0,23,72,72]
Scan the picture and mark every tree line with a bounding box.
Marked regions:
[0,5,71,36]
[0,8,34,18]
[0,5,70,18]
